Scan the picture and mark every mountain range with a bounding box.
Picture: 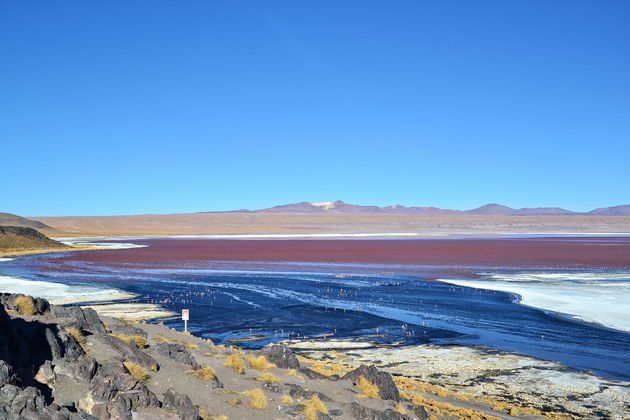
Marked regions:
[252,201,630,216]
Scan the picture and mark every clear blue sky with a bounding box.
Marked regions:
[1,1,628,216]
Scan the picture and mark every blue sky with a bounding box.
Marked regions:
[1,1,629,216]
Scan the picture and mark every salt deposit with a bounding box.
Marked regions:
[439,271,630,332]
[0,275,134,304]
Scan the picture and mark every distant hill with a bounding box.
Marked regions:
[465,203,574,216]
[254,200,613,215]
[588,204,630,216]
[0,225,66,255]
[0,213,52,230]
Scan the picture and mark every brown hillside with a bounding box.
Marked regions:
[0,225,68,256]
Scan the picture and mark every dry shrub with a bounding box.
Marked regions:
[301,395,328,420]
[224,354,245,374]
[182,331,192,337]
[256,372,279,383]
[357,376,380,398]
[412,394,428,406]
[14,295,35,316]
[227,398,242,406]
[241,388,267,410]
[195,404,212,420]
[155,336,170,343]
[123,361,149,383]
[187,343,198,350]
[356,376,380,399]
[395,403,406,414]
[510,407,519,416]
[185,366,216,381]
[246,355,276,371]
[281,395,293,406]
[65,326,87,353]
[110,333,147,348]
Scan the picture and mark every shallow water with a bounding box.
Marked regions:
[1,241,630,382]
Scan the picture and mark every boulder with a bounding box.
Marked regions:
[261,345,300,369]
[344,364,400,401]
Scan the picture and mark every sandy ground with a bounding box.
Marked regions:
[34,212,630,238]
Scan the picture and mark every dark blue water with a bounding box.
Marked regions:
[2,252,630,382]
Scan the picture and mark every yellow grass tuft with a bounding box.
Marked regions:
[281,395,293,406]
[14,295,36,316]
[241,388,267,410]
[155,336,170,343]
[301,395,329,420]
[216,416,228,420]
[65,326,87,353]
[246,355,276,371]
[224,354,245,374]
[227,398,242,406]
[151,364,159,372]
[195,404,212,420]
[356,376,380,399]
[286,369,297,376]
[110,333,147,348]
[395,404,406,414]
[510,407,519,416]
[182,331,192,336]
[123,361,149,383]
[256,372,279,383]
[185,366,216,381]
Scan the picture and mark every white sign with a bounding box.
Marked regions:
[182,309,189,321]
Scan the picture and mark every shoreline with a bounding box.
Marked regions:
[0,244,99,258]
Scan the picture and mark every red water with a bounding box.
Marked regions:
[60,237,630,269]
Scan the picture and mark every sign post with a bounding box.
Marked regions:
[182,309,189,333]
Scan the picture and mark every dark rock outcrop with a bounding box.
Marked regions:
[0,361,19,387]
[347,402,406,420]
[50,306,106,334]
[261,344,300,369]
[163,388,199,420]
[344,364,400,401]
[299,367,340,381]
[81,361,161,420]
[153,343,199,369]
[0,382,97,420]
[287,383,331,402]
[106,320,147,338]
[90,333,159,371]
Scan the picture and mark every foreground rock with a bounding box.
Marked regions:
[1,293,554,419]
